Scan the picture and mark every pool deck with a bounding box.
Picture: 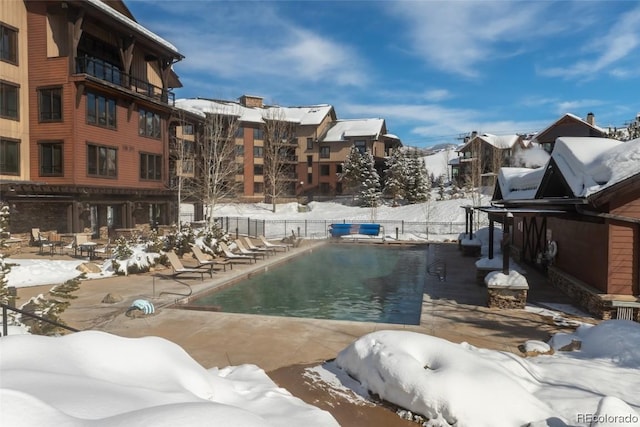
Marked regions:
[10,239,596,426]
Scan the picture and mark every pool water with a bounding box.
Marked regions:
[190,244,429,325]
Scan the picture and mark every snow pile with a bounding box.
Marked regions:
[0,331,338,427]
[335,323,640,426]
[485,269,528,287]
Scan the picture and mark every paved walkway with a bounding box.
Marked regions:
[10,240,595,426]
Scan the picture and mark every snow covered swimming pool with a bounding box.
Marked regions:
[189,244,429,325]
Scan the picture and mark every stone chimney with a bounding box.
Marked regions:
[239,95,263,108]
[586,112,595,126]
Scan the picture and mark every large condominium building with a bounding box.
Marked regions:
[173,96,402,220]
[0,0,183,235]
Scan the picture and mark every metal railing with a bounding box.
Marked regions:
[1,302,79,336]
[75,56,175,105]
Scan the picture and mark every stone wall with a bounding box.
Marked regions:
[487,286,528,309]
[8,201,70,234]
[548,266,640,321]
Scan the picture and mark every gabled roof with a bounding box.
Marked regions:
[458,133,521,152]
[321,119,385,142]
[531,113,606,144]
[494,136,640,205]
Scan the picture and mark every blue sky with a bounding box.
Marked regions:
[127,1,640,148]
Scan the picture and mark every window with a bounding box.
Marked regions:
[138,108,161,138]
[236,145,244,156]
[253,146,263,158]
[320,183,330,194]
[236,163,244,175]
[235,127,244,138]
[307,155,312,166]
[87,143,117,177]
[320,164,330,176]
[253,182,264,193]
[182,124,193,135]
[320,146,330,158]
[1,24,18,64]
[87,92,116,128]
[307,173,312,184]
[336,164,343,174]
[0,138,19,175]
[306,138,313,149]
[0,81,19,119]
[253,128,264,140]
[39,141,63,176]
[253,164,264,175]
[140,153,162,180]
[355,140,366,154]
[39,87,62,122]
[336,182,342,194]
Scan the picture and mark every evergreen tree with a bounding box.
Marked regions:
[384,149,408,205]
[359,150,382,207]
[22,278,80,335]
[0,204,11,305]
[405,150,431,203]
[339,145,366,194]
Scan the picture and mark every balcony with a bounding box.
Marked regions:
[75,56,175,105]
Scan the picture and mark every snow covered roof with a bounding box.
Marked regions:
[496,136,640,202]
[321,119,385,142]
[175,99,333,126]
[84,0,182,58]
[458,133,520,152]
[531,113,605,143]
[497,167,545,200]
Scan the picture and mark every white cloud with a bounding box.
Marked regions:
[387,2,552,77]
[555,99,605,115]
[540,6,640,79]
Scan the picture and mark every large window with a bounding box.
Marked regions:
[253,182,264,193]
[253,164,263,175]
[87,143,117,177]
[138,108,161,138]
[39,141,63,176]
[140,153,162,180]
[253,146,263,158]
[306,138,313,149]
[355,140,366,154]
[39,87,62,122]
[0,81,19,119]
[320,164,330,176]
[236,145,244,156]
[87,92,116,128]
[320,146,330,158]
[0,138,19,175]
[253,128,264,140]
[1,24,18,64]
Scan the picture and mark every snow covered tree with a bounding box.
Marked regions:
[405,149,431,203]
[359,150,382,207]
[339,145,381,207]
[21,279,80,335]
[0,204,11,306]
[384,149,408,205]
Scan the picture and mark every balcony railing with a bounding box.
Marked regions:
[75,56,175,105]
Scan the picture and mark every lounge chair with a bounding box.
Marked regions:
[30,228,42,246]
[258,235,291,252]
[94,239,112,259]
[234,239,265,260]
[190,244,231,271]
[242,236,274,256]
[165,250,212,280]
[218,242,256,264]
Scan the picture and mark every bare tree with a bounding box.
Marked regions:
[198,108,242,225]
[169,109,196,227]
[262,108,297,212]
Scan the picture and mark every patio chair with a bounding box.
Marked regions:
[30,228,41,246]
[258,235,291,252]
[37,232,55,255]
[242,236,274,256]
[234,239,265,260]
[190,243,231,271]
[218,242,256,264]
[94,239,112,259]
[165,250,212,280]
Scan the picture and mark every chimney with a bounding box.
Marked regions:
[586,112,595,126]
[239,95,263,108]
